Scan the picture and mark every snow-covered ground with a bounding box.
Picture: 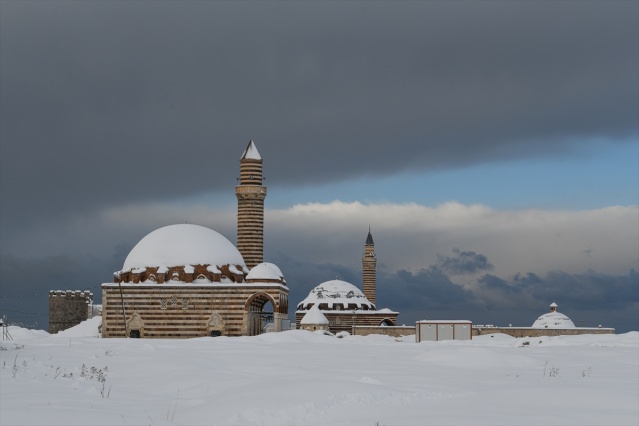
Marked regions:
[1,319,637,426]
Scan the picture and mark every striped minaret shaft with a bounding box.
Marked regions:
[235,140,267,269]
[362,228,377,305]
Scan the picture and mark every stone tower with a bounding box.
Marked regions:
[235,140,267,269]
[362,228,377,305]
[48,290,93,334]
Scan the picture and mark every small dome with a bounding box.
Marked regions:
[123,224,245,270]
[532,303,575,328]
[246,263,284,281]
[301,305,329,325]
[297,279,375,311]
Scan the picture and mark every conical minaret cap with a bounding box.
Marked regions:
[241,140,262,160]
[365,227,374,246]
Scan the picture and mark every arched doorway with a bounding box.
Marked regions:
[379,318,394,326]
[244,293,277,336]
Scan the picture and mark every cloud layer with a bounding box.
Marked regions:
[1,200,636,331]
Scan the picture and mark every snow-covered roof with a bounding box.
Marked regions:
[300,305,329,325]
[122,224,245,270]
[247,262,283,281]
[241,140,261,160]
[532,302,576,328]
[532,311,576,328]
[297,279,376,311]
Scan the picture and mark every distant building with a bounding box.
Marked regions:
[531,302,575,328]
[295,230,399,333]
[473,302,614,337]
[48,290,93,334]
[416,320,472,342]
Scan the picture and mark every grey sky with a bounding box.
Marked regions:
[1,1,636,226]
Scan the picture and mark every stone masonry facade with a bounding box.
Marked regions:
[48,290,93,334]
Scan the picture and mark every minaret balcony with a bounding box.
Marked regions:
[235,186,267,195]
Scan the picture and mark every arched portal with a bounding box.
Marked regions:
[379,318,394,326]
[244,292,277,336]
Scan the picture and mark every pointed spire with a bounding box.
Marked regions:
[365,226,374,246]
[241,140,262,160]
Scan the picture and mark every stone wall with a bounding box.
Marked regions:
[48,290,93,334]
[352,325,415,337]
[472,327,615,338]
[101,283,288,338]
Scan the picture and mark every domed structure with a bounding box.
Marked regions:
[532,303,576,329]
[300,304,329,331]
[295,230,399,334]
[114,224,248,285]
[101,142,289,338]
[123,224,245,270]
[246,262,286,284]
[297,279,376,311]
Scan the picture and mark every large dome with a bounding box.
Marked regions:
[123,224,245,270]
[297,279,375,311]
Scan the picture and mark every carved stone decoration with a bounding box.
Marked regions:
[127,312,145,337]
[206,312,225,337]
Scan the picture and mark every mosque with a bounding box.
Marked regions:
[100,141,400,338]
[101,141,289,338]
[295,229,399,333]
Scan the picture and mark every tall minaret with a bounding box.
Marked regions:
[362,227,377,305]
[235,140,267,269]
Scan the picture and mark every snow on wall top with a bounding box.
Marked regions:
[297,279,375,311]
[247,262,284,281]
[241,140,261,160]
[122,224,245,270]
[532,311,576,329]
[301,304,329,325]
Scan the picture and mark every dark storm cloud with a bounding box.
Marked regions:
[1,1,637,230]
[437,248,493,275]
[476,269,639,312]
[383,267,477,309]
[0,253,117,328]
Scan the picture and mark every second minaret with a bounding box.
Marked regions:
[362,228,377,305]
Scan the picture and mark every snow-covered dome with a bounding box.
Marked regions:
[300,305,329,325]
[246,262,285,282]
[123,224,245,269]
[532,303,576,329]
[297,279,375,311]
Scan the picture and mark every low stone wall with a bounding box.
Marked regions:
[352,326,415,337]
[472,327,615,338]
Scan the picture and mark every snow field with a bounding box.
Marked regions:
[1,323,637,426]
